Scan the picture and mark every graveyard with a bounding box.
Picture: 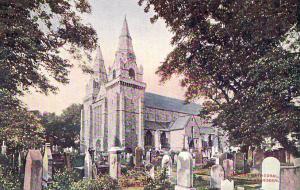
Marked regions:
[1,0,300,190]
[1,140,300,189]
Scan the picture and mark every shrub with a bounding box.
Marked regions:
[143,168,173,190]
[46,169,80,190]
[119,169,150,187]
[70,175,120,190]
[0,155,22,190]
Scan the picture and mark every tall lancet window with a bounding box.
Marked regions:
[129,68,135,80]
[113,70,116,79]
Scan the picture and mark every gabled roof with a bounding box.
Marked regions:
[144,92,201,115]
[169,115,190,131]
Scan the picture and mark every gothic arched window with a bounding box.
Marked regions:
[160,132,168,148]
[145,130,153,146]
[129,68,135,80]
[113,70,116,79]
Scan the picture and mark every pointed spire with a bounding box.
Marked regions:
[93,45,107,84]
[118,16,134,52]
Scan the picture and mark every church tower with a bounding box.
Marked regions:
[106,17,146,151]
[80,45,108,152]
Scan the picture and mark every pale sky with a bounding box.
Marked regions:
[22,0,189,114]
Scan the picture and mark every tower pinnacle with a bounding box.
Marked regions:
[118,17,134,52]
[93,45,107,84]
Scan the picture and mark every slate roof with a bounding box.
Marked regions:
[168,115,190,131]
[144,92,201,115]
[145,120,170,130]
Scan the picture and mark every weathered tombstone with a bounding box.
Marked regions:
[293,158,300,167]
[135,146,143,167]
[195,151,202,165]
[174,154,178,164]
[24,150,43,190]
[247,148,254,166]
[84,150,92,179]
[42,143,53,187]
[175,151,195,190]
[262,157,280,190]
[161,154,172,178]
[146,150,152,164]
[210,165,225,189]
[234,152,245,174]
[218,153,227,166]
[252,148,264,173]
[18,152,23,174]
[64,152,72,170]
[126,153,134,167]
[221,179,234,190]
[223,159,234,179]
[150,165,155,179]
[109,147,122,179]
[1,141,7,155]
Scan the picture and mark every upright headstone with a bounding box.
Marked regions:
[109,147,122,179]
[42,143,53,187]
[261,157,280,190]
[234,152,245,173]
[223,159,234,179]
[161,154,172,178]
[135,147,143,167]
[175,151,195,190]
[23,150,43,190]
[18,152,23,174]
[174,154,178,164]
[252,148,264,173]
[1,141,7,155]
[293,158,300,167]
[64,152,72,170]
[150,165,155,179]
[247,148,253,167]
[221,179,234,190]
[146,150,152,164]
[126,153,134,167]
[218,153,227,166]
[84,150,92,179]
[210,165,225,189]
[195,151,202,165]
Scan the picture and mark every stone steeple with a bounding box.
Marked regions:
[93,45,107,84]
[118,16,134,53]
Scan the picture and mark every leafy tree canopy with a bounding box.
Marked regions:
[139,0,300,155]
[42,104,82,148]
[0,0,97,96]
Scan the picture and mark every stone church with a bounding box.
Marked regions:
[80,18,223,156]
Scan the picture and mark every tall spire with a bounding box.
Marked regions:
[93,45,107,84]
[118,16,134,52]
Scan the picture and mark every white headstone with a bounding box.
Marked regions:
[161,154,172,178]
[42,143,53,186]
[150,165,155,179]
[261,157,280,190]
[293,158,300,167]
[221,179,234,190]
[108,147,122,179]
[1,141,7,155]
[210,165,225,189]
[174,154,178,164]
[175,151,195,190]
[84,150,92,179]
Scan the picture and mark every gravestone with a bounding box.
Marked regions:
[1,141,7,155]
[18,152,23,174]
[221,179,234,190]
[23,150,43,190]
[146,150,152,164]
[174,154,178,164]
[42,143,53,187]
[150,165,155,179]
[161,154,172,178]
[210,165,225,189]
[262,157,280,190]
[135,147,143,167]
[195,151,202,165]
[64,152,72,170]
[293,158,300,167]
[109,147,122,179]
[126,153,134,167]
[84,150,92,179]
[252,148,264,173]
[175,151,195,190]
[247,148,253,166]
[234,152,245,173]
[223,159,234,179]
[218,153,227,166]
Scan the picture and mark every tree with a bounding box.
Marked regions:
[139,0,300,156]
[42,104,82,148]
[0,0,97,96]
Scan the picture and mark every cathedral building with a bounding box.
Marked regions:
[80,18,221,155]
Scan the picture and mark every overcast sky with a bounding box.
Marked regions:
[22,0,189,114]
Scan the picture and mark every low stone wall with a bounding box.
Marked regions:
[280,165,300,190]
